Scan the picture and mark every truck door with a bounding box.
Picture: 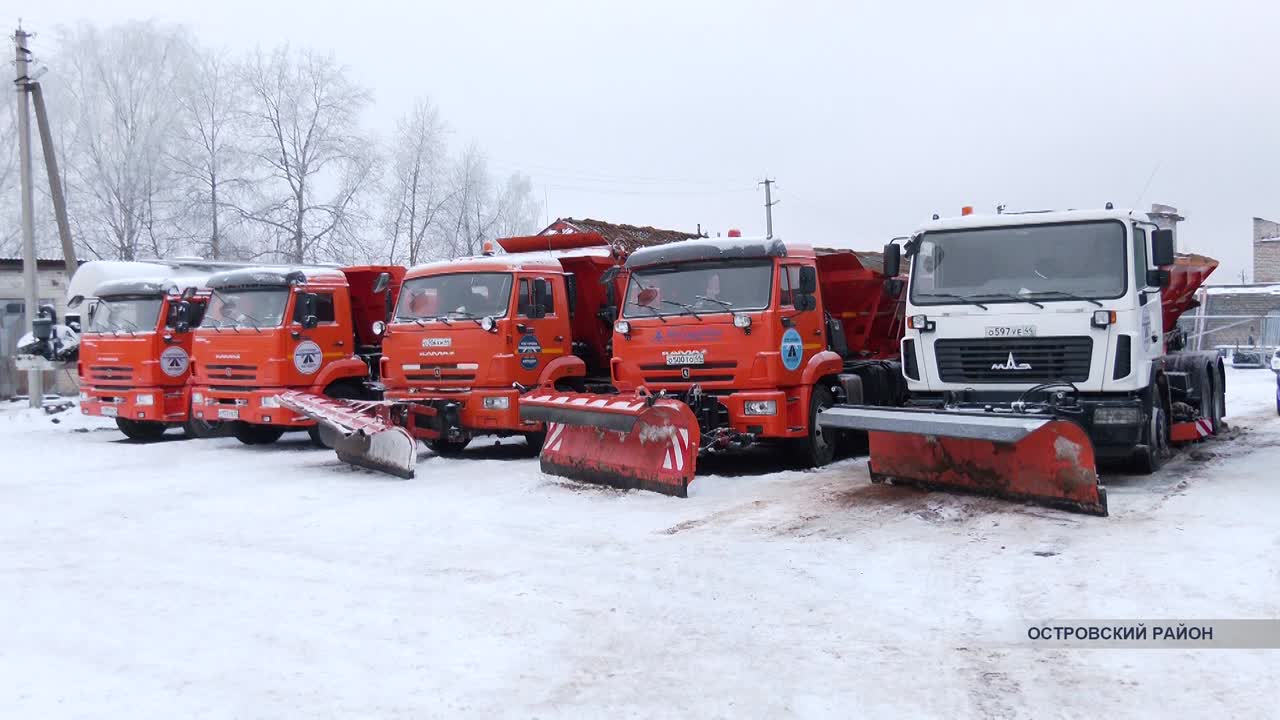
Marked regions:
[1133,227,1162,354]
[515,275,568,382]
[778,262,823,381]
[290,288,347,384]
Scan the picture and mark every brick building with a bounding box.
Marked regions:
[1254,217,1280,283]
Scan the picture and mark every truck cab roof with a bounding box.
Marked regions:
[403,248,615,280]
[917,208,1151,234]
[624,237,812,270]
[205,266,349,290]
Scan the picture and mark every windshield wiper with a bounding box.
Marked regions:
[661,299,702,320]
[920,293,989,310]
[446,310,485,328]
[971,293,1044,309]
[633,304,668,323]
[1030,291,1104,307]
[236,313,263,333]
[695,295,732,308]
[436,315,453,325]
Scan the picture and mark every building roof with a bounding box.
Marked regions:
[0,257,85,271]
[538,218,704,254]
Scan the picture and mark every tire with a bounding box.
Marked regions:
[182,416,222,440]
[1131,392,1169,475]
[115,418,168,442]
[1197,364,1217,433]
[427,436,471,456]
[233,423,285,446]
[521,430,547,456]
[792,386,837,468]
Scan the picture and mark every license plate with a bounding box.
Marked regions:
[217,408,240,420]
[665,350,705,366]
[101,405,118,417]
[985,325,1036,338]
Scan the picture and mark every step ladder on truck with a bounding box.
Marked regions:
[518,232,908,497]
[276,230,689,477]
[818,205,1225,516]
[187,265,405,447]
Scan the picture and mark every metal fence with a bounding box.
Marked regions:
[1178,313,1280,354]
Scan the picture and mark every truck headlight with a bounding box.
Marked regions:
[79,391,89,401]
[1092,310,1117,328]
[483,396,510,410]
[744,400,777,416]
[614,320,630,335]
[733,313,752,329]
[192,392,203,404]
[1095,406,1141,425]
[480,316,497,332]
[908,314,935,332]
[261,395,281,408]
[135,393,155,406]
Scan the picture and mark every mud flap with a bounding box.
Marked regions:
[520,391,700,497]
[819,405,1107,516]
[277,391,417,479]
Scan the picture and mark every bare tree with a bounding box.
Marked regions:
[0,87,20,256]
[493,172,542,239]
[172,48,247,260]
[235,46,374,263]
[441,142,499,259]
[383,98,451,265]
[56,22,195,261]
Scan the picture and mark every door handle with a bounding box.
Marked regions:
[555,335,564,342]
[334,340,345,347]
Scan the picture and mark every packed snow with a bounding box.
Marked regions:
[2,369,1278,717]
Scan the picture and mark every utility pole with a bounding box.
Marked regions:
[15,27,42,408]
[759,177,778,239]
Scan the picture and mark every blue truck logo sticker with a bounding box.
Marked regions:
[293,340,322,374]
[781,328,803,371]
[518,334,541,370]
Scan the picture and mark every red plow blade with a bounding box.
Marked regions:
[520,390,700,497]
[819,406,1107,516]
[277,391,417,479]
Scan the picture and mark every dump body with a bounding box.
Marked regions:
[189,265,404,430]
[521,236,906,495]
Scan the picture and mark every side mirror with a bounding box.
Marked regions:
[68,294,85,309]
[372,320,386,337]
[181,286,198,300]
[1151,228,1175,267]
[529,278,549,319]
[798,266,818,294]
[1147,269,1171,289]
[173,301,193,333]
[883,242,901,278]
[794,293,818,312]
[300,292,319,329]
[373,272,392,294]
[598,305,618,324]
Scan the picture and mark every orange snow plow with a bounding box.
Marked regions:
[817,406,1106,515]
[521,390,701,496]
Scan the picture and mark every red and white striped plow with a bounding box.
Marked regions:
[1170,417,1214,444]
[278,391,417,479]
[520,390,701,497]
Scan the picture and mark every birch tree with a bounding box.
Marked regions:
[236,46,374,263]
[384,98,450,265]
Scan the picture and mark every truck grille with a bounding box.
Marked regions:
[641,360,738,385]
[89,366,133,383]
[403,362,477,385]
[203,364,258,381]
[934,337,1092,383]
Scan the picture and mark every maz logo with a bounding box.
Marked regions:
[991,353,1032,371]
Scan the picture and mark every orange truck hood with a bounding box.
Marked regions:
[380,322,517,391]
[80,332,192,388]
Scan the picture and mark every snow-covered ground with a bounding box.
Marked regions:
[2,369,1277,718]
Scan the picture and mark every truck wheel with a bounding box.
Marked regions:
[234,423,285,445]
[792,386,836,468]
[116,418,168,442]
[1131,399,1168,475]
[521,430,547,456]
[182,416,221,440]
[427,437,471,456]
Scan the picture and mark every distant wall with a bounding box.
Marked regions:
[0,262,80,398]
[1253,217,1280,283]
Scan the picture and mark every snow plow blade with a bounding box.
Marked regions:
[519,390,700,497]
[819,406,1107,516]
[277,391,417,479]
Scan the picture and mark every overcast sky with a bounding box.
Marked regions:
[22,0,1280,282]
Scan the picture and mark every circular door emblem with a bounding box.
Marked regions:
[293,340,323,374]
[160,346,190,377]
[680,366,691,380]
[517,334,542,370]
[781,328,804,371]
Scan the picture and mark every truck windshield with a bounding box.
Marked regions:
[395,272,513,321]
[910,221,1128,305]
[87,296,163,334]
[623,260,773,318]
[204,288,290,328]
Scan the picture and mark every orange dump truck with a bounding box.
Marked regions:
[188,265,404,445]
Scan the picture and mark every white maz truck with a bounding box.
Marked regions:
[820,205,1224,516]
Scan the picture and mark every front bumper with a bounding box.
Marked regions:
[190,385,313,426]
[385,387,537,434]
[81,385,191,423]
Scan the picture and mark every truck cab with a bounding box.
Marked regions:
[78,279,207,440]
[189,265,403,445]
[892,206,1221,468]
[380,242,618,453]
[608,236,904,464]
